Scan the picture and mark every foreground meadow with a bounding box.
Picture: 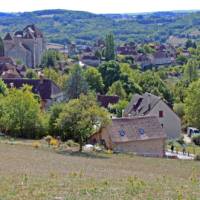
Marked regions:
[0,143,199,200]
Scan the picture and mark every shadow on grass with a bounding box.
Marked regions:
[57,150,110,159]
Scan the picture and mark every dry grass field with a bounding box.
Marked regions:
[0,142,200,200]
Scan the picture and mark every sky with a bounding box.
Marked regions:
[0,0,200,14]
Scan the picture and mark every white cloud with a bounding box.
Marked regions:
[0,0,200,13]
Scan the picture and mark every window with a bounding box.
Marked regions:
[159,110,164,118]
[138,128,145,135]
[119,129,126,137]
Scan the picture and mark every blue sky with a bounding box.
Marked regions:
[1,0,200,13]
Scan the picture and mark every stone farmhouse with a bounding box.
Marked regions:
[3,25,46,68]
[89,116,166,157]
[123,93,181,139]
[3,76,63,110]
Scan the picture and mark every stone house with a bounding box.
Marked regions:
[3,77,63,110]
[151,51,174,66]
[3,24,46,68]
[80,54,101,67]
[136,54,152,69]
[124,93,181,139]
[89,116,166,157]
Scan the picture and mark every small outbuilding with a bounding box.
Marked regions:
[90,116,166,157]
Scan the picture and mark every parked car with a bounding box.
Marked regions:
[187,127,200,137]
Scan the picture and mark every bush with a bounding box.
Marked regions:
[176,136,185,145]
[66,140,79,147]
[192,134,200,146]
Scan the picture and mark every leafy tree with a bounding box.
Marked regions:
[119,63,142,95]
[174,103,185,119]
[98,61,121,91]
[94,49,102,60]
[185,39,197,49]
[185,79,200,129]
[138,71,173,104]
[41,49,63,67]
[84,67,104,93]
[176,55,188,65]
[143,44,155,54]
[109,100,129,117]
[0,86,45,138]
[107,81,126,99]
[105,33,115,61]
[65,65,88,100]
[26,69,38,79]
[0,37,4,57]
[173,80,188,103]
[57,94,110,151]
[0,79,8,95]
[49,103,64,137]
[183,60,198,83]
[44,68,68,89]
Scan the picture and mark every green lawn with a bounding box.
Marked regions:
[0,142,199,200]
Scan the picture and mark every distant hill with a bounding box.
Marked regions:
[0,9,200,45]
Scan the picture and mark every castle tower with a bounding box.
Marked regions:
[3,25,46,68]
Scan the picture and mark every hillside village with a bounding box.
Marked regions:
[0,6,200,200]
[0,23,200,159]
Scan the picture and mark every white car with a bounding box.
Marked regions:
[187,127,200,137]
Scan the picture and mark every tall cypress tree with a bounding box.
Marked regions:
[0,37,4,57]
[65,64,88,100]
[105,33,115,61]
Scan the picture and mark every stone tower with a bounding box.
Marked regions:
[3,25,46,68]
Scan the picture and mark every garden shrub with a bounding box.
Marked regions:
[176,136,185,145]
[66,140,79,147]
[192,134,200,145]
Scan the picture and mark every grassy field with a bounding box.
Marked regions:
[0,142,200,200]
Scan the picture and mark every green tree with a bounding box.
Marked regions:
[185,79,200,128]
[98,61,121,91]
[176,55,188,65]
[107,81,126,99]
[41,49,63,67]
[65,65,88,100]
[44,68,68,89]
[185,39,197,49]
[109,100,129,117]
[49,103,64,137]
[26,69,38,79]
[105,33,115,61]
[57,94,110,151]
[0,37,4,57]
[0,79,8,95]
[183,60,198,83]
[84,67,104,93]
[119,64,142,95]
[174,103,185,119]
[139,71,173,104]
[1,85,45,138]
[173,80,188,103]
